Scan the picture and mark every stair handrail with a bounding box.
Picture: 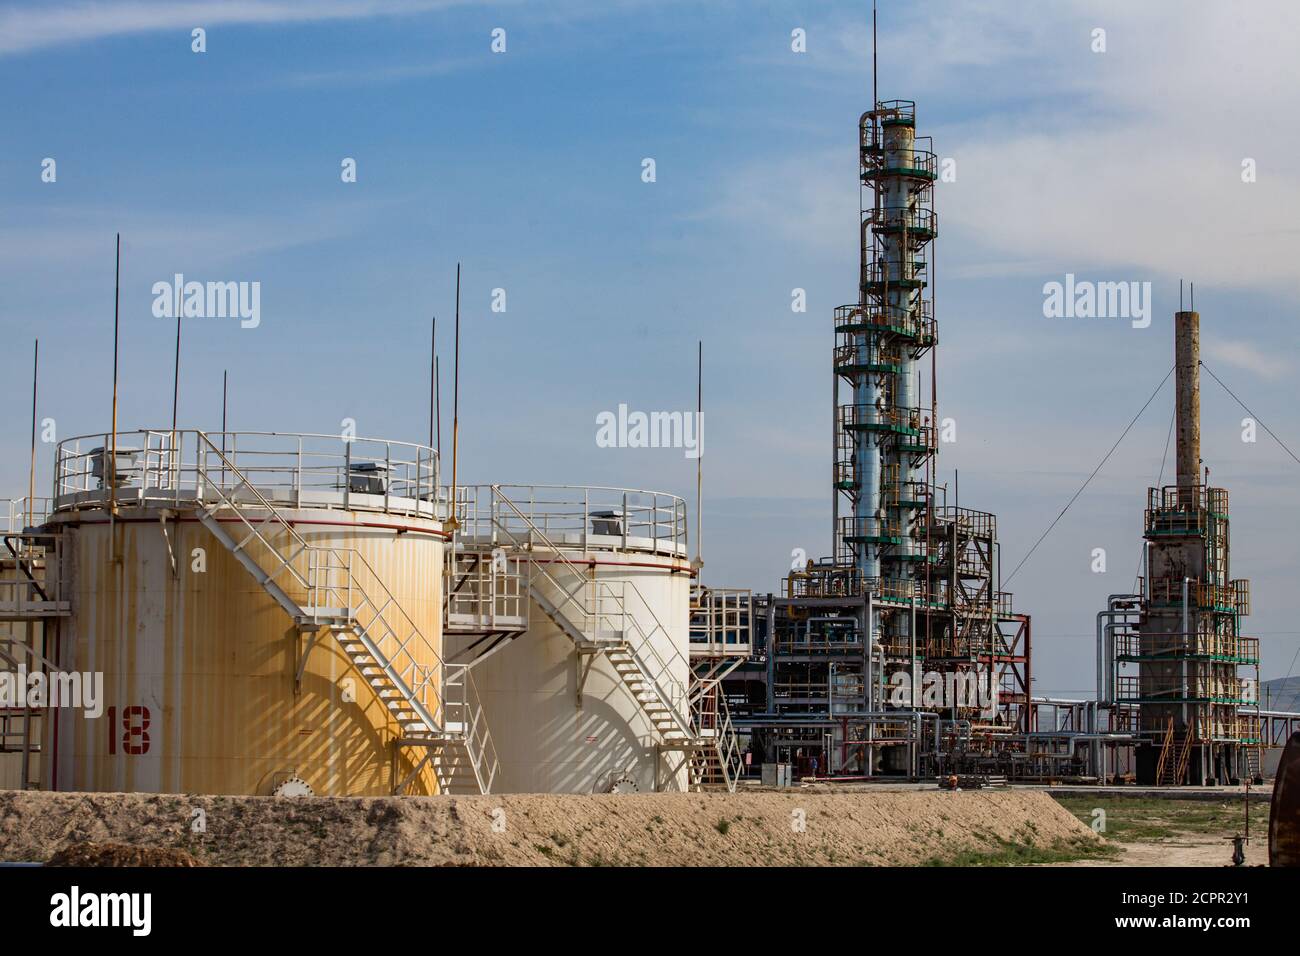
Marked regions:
[1175,726,1193,785]
[193,431,460,736]
[717,692,742,789]
[446,665,499,793]
[488,487,613,637]
[611,583,694,736]
[0,635,61,673]
[192,431,314,593]
[491,486,694,739]
[1155,716,1175,784]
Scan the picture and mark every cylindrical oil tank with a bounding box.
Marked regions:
[41,430,448,796]
[458,485,694,793]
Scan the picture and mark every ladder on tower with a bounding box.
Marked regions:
[486,488,719,774]
[189,431,498,795]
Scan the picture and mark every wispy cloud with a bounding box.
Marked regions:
[1204,337,1291,382]
[280,55,482,89]
[0,0,468,57]
[719,1,1300,289]
[0,196,408,268]
[693,148,857,256]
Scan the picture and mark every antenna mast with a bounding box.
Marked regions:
[694,340,703,572]
[448,265,462,531]
[28,340,38,531]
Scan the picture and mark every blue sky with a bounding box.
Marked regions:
[2,0,1299,697]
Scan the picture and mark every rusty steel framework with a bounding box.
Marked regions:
[1106,312,1264,784]
[1094,309,1272,786]
[723,100,1034,781]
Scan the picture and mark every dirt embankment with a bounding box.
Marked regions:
[0,788,1097,866]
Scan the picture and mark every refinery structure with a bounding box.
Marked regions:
[3,86,1299,798]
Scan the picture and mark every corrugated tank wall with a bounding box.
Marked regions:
[42,507,446,796]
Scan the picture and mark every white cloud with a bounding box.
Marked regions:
[0,197,405,268]
[695,149,857,256]
[726,1,1300,290]
[0,0,465,57]
[280,56,481,88]
[1204,337,1291,382]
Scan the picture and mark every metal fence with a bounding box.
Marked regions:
[53,430,440,519]
[453,484,688,555]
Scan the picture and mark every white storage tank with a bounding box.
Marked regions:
[449,485,695,793]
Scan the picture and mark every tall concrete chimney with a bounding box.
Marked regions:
[1174,310,1200,500]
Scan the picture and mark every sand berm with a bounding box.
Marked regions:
[0,788,1099,866]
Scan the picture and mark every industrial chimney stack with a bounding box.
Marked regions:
[1174,309,1201,502]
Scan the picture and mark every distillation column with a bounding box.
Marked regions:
[835,101,937,587]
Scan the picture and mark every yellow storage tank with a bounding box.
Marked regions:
[41,430,456,797]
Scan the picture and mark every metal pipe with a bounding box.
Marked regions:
[694,341,703,571]
[1096,594,1140,707]
[27,340,38,532]
[1182,576,1191,729]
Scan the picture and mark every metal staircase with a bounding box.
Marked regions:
[1244,742,1262,782]
[484,488,714,767]
[687,685,744,791]
[189,432,498,795]
[0,533,70,623]
[0,512,65,789]
[0,635,60,785]
[1155,717,1192,787]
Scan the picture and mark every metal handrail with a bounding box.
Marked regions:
[3,498,52,534]
[689,586,752,657]
[839,403,934,432]
[443,545,528,631]
[867,205,938,235]
[443,665,499,793]
[53,429,440,520]
[0,533,64,612]
[190,432,456,734]
[490,486,695,738]
[454,483,687,555]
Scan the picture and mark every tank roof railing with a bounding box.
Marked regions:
[454,483,688,558]
[3,497,52,534]
[52,429,443,521]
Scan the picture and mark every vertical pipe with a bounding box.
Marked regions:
[1182,577,1191,733]
[28,340,38,531]
[695,340,703,570]
[171,309,181,471]
[220,370,228,489]
[449,264,462,531]
[832,333,839,556]
[20,621,32,789]
[436,314,441,447]
[110,233,121,519]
